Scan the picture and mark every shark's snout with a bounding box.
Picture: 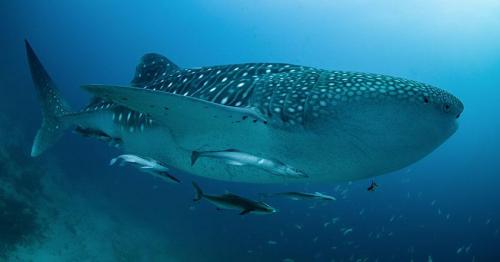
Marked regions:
[423,87,463,139]
[444,93,464,119]
[455,98,464,119]
[430,88,464,120]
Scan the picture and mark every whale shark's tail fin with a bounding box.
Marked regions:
[25,40,73,157]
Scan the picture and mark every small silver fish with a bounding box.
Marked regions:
[191,149,308,178]
[110,154,180,183]
[264,191,336,201]
[74,126,122,147]
[342,228,353,236]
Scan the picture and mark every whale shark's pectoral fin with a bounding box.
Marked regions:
[81,85,269,148]
[81,85,265,122]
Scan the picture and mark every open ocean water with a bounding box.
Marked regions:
[1,1,499,261]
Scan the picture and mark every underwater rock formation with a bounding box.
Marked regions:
[0,118,46,257]
[0,114,177,261]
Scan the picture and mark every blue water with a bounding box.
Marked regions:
[1,1,499,261]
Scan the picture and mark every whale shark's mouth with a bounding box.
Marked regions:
[448,120,459,138]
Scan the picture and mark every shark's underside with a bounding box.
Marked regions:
[25,40,463,183]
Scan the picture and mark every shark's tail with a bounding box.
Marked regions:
[25,40,73,157]
[191,182,204,202]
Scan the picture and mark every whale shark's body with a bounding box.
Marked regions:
[26,41,463,183]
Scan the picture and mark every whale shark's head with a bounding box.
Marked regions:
[312,71,464,179]
[420,84,463,137]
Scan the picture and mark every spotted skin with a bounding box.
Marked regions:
[81,61,462,135]
[141,63,308,107]
[117,57,462,132]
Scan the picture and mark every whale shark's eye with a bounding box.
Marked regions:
[423,96,429,104]
[442,104,451,112]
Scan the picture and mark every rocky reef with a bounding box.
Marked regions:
[0,119,46,258]
[0,115,177,261]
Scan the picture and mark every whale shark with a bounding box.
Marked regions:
[25,40,463,183]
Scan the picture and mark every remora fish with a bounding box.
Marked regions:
[191,149,307,178]
[191,182,277,215]
[110,154,180,183]
[74,126,122,147]
[25,40,463,183]
[264,191,336,201]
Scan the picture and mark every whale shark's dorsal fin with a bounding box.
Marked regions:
[131,53,180,87]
